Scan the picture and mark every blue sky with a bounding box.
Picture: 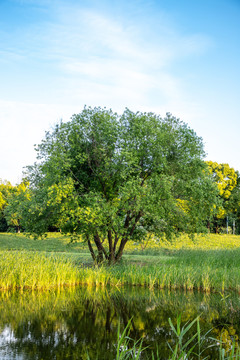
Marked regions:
[0,0,240,184]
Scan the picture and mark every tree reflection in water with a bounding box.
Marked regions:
[0,287,239,359]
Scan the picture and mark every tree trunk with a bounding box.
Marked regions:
[115,238,128,262]
[113,233,119,254]
[94,234,104,263]
[108,229,114,264]
[93,233,109,263]
[87,236,96,262]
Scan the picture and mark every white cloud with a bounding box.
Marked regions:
[0,1,219,184]
[46,8,211,117]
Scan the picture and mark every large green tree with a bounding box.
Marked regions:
[24,107,218,263]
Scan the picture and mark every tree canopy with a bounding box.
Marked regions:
[22,107,218,263]
[0,180,13,231]
[206,161,237,200]
[0,180,29,232]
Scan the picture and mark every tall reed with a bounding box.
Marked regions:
[106,316,240,359]
[2,247,240,292]
[0,251,80,290]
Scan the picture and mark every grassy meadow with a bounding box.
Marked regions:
[1,232,240,291]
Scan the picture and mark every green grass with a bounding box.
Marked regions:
[0,251,82,290]
[1,232,240,292]
[0,232,88,253]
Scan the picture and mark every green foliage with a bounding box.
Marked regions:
[0,179,15,231]
[4,181,29,232]
[23,107,218,262]
[207,161,237,200]
[206,162,240,233]
[0,180,32,232]
[0,180,13,210]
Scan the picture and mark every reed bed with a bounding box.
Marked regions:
[1,249,240,292]
[1,233,240,292]
[0,251,81,290]
[104,261,240,293]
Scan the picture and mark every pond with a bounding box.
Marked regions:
[0,286,239,359]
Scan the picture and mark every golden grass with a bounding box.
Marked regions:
[1,233,240,292]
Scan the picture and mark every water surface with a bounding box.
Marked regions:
[0,287,239,359]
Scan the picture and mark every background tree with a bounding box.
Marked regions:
[0,180,15,231]
[4,182,29,233]
[206,161,239,233]
[24,107,218,263]
[222,170,240,234]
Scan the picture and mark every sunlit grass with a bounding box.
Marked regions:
[2,232,240,254]
[0,232,87,253]
[127,233,240,252]
[1,233,240,292]
[0,251,81,290]
[1,249,240,292]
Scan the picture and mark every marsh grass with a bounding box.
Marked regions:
[0,251,81,290]
[1,249,240,292]
[1,233,240,291]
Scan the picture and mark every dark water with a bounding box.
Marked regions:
[0,286,240,359]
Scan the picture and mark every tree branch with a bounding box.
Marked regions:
[129,211,143,236]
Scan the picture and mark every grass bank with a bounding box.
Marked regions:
[1,233,240,292]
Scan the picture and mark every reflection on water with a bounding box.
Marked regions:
[0,286,240,359]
